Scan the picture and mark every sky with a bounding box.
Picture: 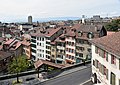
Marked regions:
[0,0,120,22]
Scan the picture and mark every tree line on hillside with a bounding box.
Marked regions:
[105,19,120,31]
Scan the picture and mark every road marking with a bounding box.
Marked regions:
[80,79,91,85]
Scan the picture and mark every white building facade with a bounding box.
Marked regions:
[91,32,120,85]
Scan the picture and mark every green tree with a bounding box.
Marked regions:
[105,19,120,31]
[8,55,30,83]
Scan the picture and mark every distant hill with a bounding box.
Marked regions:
[34,17,80,22]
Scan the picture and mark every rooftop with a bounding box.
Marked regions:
[31,27,61,37]
[90,31,120,57]
[4,39,15,45]
[34,59,64,69]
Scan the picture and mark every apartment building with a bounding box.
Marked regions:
[55,34,66,64]
[65,30,76,64]
[31,27,63,61]
[90,32,120,85]
[31,24,107,64]
[65,24,107,64]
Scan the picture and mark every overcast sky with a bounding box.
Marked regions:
[0,0,120,22]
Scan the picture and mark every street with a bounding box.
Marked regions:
[0,64,92,85]
[39,66,92,85]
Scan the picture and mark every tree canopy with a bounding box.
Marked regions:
[8,55,30,74]
[105,19,120,31]
[8,55,30,83]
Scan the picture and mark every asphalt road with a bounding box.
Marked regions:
[39,66,92,85]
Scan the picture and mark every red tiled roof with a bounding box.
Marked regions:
[34,59,64,69]
[31,27,61,37]
[15,42,21,50]
[90,31,120,57]
[4,39,15,45]
[71,24,103,33]
[34,60,43,69]
[46,27,61,37]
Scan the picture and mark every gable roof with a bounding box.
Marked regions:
[31,27,61,37]
[72,24,103,33]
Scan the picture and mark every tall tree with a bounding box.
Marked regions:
[8,55,30,83]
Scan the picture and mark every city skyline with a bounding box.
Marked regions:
[0,0,120,22]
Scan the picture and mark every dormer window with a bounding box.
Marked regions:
[87,32,94,39]
[78,31,83,37]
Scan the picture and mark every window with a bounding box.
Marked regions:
[72,42,74,46]
[71,49,74,53]
[42,38,44,41]
[95,46,98,54]
[72,56,74,60]
[31,44,36,48]
[37,37,39,40]
[95,59,99,68]
[52,49,54,52]
[79,47,84,51]
[104,51,108,61]
[69,55,71,59]
[31,36,36,39]
[111,55,116,65]
[52,55,54,58]
[31,39,36,43]
[99,49,104,57]
[31,49,36,53]
[46,42,50,44]
[87,48,91,52]
[93,60,95,66]
[110,72,116,85]
[37,43,39,45]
